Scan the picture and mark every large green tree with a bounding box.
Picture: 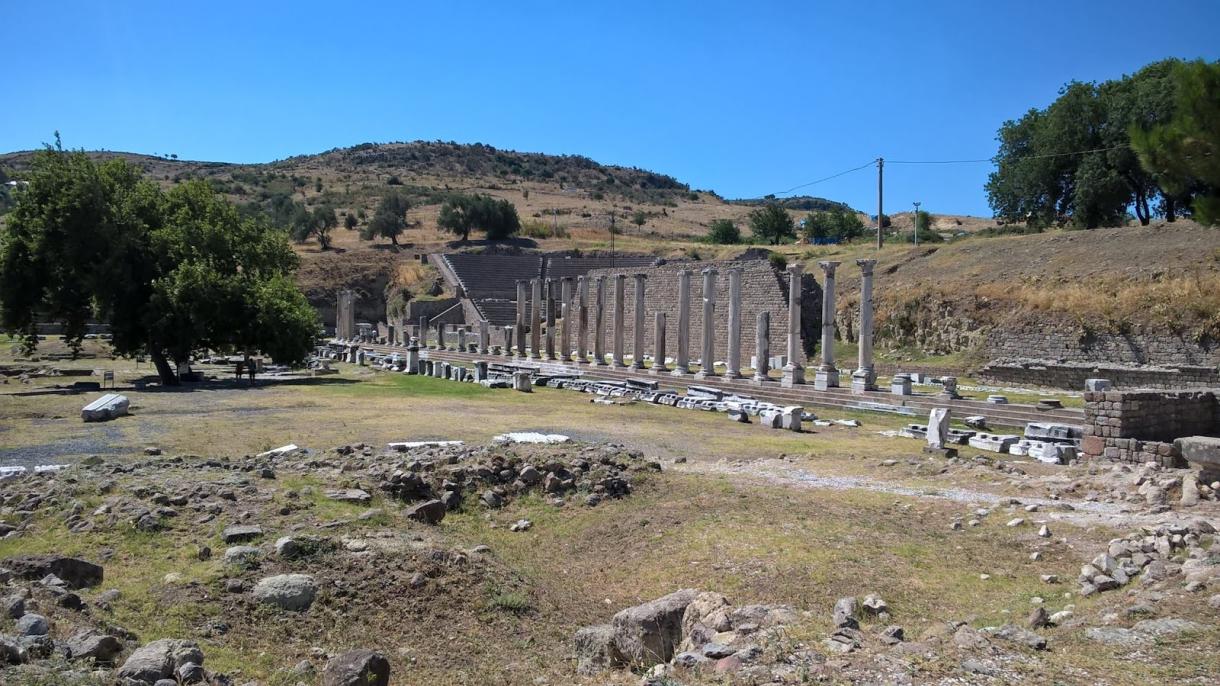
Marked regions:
[802,208,864,243]
[361,192,411,246]
[986,59,1189,228]
[748,203,795,245]
[1131,59,1220,225]
[0,140,318,385]
[437,193,521,241]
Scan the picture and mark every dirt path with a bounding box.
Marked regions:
[681,457,1218,531]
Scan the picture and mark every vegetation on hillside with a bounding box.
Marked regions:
[0,137,317,384]
[437,193,521,241]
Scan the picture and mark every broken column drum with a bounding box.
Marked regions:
[815,261,841,390]
[671,269,692,375]
[651,312,667,375]
[724,267,743,380]
[694,267,718,379]
[478,320,490,355]
[782,263,805,387]
[631,273,647,370]
[753,311,772,384]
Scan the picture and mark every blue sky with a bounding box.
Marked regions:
[2,2,1218,216]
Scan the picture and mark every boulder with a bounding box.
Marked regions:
[253,574,317,611]
[833,597,859,629]
[573,623,621,674]
[3,555,103,589]
[65,629,123,664]
[15,613,48,636]
[116,639,204,683]
[612,588,698,667]
[321,649,390,686]
[325,489,372,505]
[405,499,447,525]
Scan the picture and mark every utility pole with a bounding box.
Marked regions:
[876,157,884,250]
[912,201,921,247]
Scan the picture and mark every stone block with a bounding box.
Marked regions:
[1176,436,1220,471]
[81,394,129,422]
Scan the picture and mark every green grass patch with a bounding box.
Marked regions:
[314,370,496,399]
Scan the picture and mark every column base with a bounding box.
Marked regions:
[630,363,646,371]
[576,356,590,365]
[648,366,668,375]
[751,374,773,385]
[671,367,691,376]
[814,368,839,390]
[694,371,719,380]
[851,369,876,394]
[781,365,805,387]
[723,371,743,380]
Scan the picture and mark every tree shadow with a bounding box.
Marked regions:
[138,375,361,394]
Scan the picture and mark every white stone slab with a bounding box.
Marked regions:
[492,432,571,444]
[81,393,129,422]
[257,444,299,458]
[387,440,464,450]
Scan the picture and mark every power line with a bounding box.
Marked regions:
[771,160,876,196]
[888,144,1130,165]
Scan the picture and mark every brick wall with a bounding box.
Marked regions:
[1080,389,1220,466]
[578,259,822,365]
[984,321,1220,368]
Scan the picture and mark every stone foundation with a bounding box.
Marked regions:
[1081,389,1220,467]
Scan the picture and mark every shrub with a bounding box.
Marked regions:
[768,252,788,270]
[707,219,741,244]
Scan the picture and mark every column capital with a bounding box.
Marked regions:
[786,262,804,276]
[561,276,575,284]
[856,258,877,275]
[817,260,841,275]
[701,267,718,276]
[632,272,647,281]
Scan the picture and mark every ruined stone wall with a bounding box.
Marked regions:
[582,260,821,365]
[983,321,1220,368]
[978,362,1220,391]
[1081,389,1220,466]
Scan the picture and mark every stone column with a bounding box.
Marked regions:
[671,269,692,376]
[631,274,647,370]
[724,267,743,380]
[695,267,718,379]
[503,326,514,357]
[530,278,542,359]
[478,320,489,355]
[406,337,420,374]
[544,278,557,360]
[515,280,528,357]
[576,276,589,364]
[752,311,772,384]
[593,276,607,365]
[852,259,878,393]
[650,312,667,375]
[457,327,467,352]
[419,315,431,349]
[612,274,627,368]
[560,277,573,361]
[436,322,446,351]
[782,263,805,387]
[815,261,841,390]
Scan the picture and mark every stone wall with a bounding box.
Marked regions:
[581,259,821,365]
[984,320,1220,368]
[979,360,1220,391]
[1080,389,1220,466]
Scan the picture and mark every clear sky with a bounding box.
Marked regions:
[2,1,1218,216]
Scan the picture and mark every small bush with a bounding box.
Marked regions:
[769,252,788,270]
[707,219,741,244]
[520,219,569,239]
[488,590,531,614]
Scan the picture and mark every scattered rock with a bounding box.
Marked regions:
[405,499,447,525]
[321,649,390,686]
[253,574,317,611]
[116,638,205,684]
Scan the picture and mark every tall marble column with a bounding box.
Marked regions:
[530,278,543,359]
[515,280,528,358]
[814,261,841,390]
[593,276,607,365]
[753,311,772,384]
[782,263,805,387]
[560,277,573,361]
[576,276,589,364]
[671,269,692,376]
[631,274,647,370]
[852,259,878,392]
[695,267,718,379]
[544,278,557,360]
[478,320,489,355]
[650,312,667,375]
[724,268,743,380]
[612,274,627,368]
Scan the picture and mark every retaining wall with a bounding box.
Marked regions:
[1080,389,1220,467]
